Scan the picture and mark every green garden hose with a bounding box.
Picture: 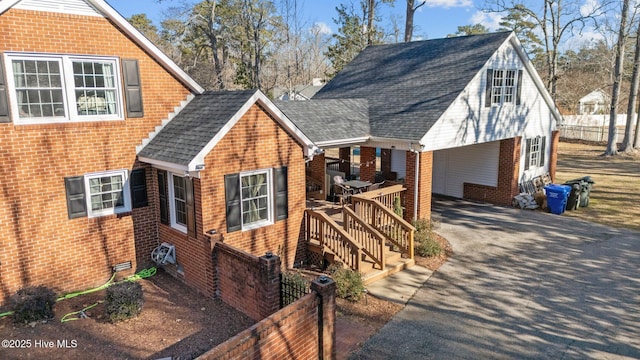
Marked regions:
[56,272,117,302]
[60,302,100,323]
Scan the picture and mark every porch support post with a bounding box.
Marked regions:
[380,148,392,180]
[496,137,521,205]
[338,147,351,178]
[405,150,432,222]
[359,146,376,183]
[309,152,326,195]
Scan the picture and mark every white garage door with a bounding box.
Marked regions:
[432,141,500,198]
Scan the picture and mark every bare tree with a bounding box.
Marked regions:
[404,0,426,42]
[484,0,609,100]
[605,0,631,156]
[621,22,640,152]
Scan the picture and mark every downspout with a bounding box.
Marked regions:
[414,151,419,221]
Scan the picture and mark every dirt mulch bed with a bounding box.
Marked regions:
[0,270,254,360]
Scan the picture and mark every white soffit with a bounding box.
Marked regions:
[14,0,102,17]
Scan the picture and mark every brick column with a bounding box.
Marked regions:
[495,137,521,205]
[311,276,336,360]
[548,130,560,182]
[338,147,351,178]
[359,146,376,183]
[257,253,281,319]
[309,153,326,194]
[405,151,433,222]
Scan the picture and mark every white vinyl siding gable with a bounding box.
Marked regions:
[421,41,554,153]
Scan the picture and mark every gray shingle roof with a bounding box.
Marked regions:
[138,90,256,166]
[274,99,370,143]
[313,32,512,141]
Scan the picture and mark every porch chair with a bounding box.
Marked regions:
[333,183,354,206]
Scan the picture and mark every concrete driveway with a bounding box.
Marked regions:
[353,198,640,359]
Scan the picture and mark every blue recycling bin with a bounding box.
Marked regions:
[545,184,571,215]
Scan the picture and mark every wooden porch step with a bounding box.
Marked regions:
[361,254,415,285]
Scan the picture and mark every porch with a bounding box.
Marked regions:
[303,184,416,284]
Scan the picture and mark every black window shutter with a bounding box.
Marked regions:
[275,167,288,221]
[485,69,493,107]
[516,70,523,105]
[185,177,196,237]
[224,173,241,233]
[122,59,144,118]
[130,168,148,208]
[65,176,87,219]
[540,136,546,167]
[524,138,532,171]
[0,54,11,123]
[157,170,169,225]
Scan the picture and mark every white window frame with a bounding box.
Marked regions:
[168,173,188,234]
[84,170,131,218]
[490,69,518,106]
[4,53,124,124]
[529,136,542,168]
[240,168,274,230]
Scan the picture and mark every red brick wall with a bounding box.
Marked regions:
[405,151,433,222]
[463,137,522,205]
[0,9,192,304]
[199,277,336,360]
[308,153,326,194]
[213,242,280,321]
[359,146,377,183]
[338,147,351,177]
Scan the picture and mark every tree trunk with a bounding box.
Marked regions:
[367,0,375,45]
[208,0,224,90]
[404,0,415,42]
[621,27,640,152]
[605,0,630,156]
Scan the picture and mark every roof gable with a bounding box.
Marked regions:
[314,32,513,141]
[0,0,203,94]
[138,90,318,171]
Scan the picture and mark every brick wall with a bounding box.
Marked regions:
[338,147,351,177]
[214,242,280,321]
[405,151,433,222]
[199,277,336,360]
[463,137,522,205]
[0,9,192,304]
[308,153,326,194]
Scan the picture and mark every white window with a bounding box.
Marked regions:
[5,53,122,124]
[84,170,130,217]
[168,173,188,233]
[240,169,273,229]
[491,69,517,105]
[529,136,542,168]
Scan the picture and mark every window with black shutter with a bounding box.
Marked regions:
[130,168,148,208]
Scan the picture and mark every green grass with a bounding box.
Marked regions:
[555,141,640,231]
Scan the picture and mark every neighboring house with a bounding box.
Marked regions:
[578,89,609,115]
[274,78,325,101]
[280,32,562,221]
[0,0,318,304]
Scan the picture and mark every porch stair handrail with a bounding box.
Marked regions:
[351,196,415,260]
[305,209,362,271]
[342,206,385,270]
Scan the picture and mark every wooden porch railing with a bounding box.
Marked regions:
[351,196,415,260]
[354,184,406,211]
[342,206,385,270]
[305,209,362,271]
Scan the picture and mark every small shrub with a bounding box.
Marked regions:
[393,197,403,218]
[9,286,57,324]
[105,281,144,323]
[328,263,365,302]
[413,219,443,257]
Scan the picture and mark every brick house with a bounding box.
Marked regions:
[0,0,318,304]
[279,32,563,222]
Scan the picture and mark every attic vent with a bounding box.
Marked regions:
[15,0,102,17]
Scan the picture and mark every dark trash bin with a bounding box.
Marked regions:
[565,183,581,210]
[564,176,595,208]
[544,184,571,215]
